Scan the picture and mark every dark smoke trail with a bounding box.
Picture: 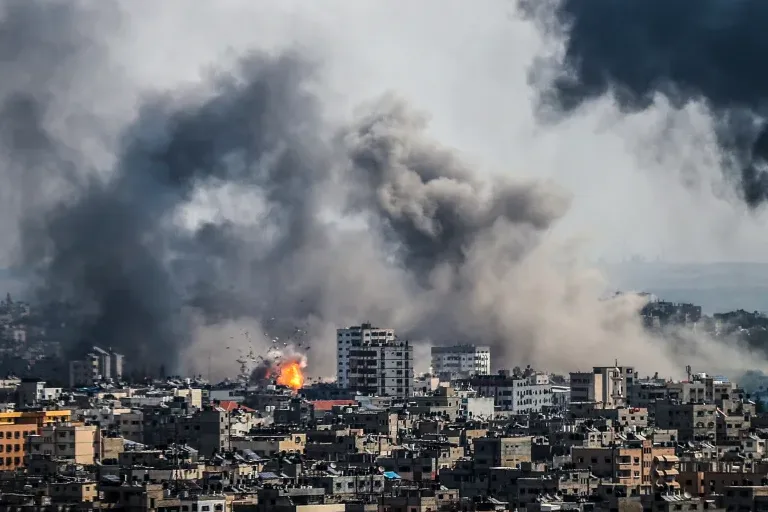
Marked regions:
[522,0,768,207]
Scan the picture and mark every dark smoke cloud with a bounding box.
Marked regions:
[345,95,567,276]
[0,1,120,262]
[20,49,327,369]
[522,0,768,207]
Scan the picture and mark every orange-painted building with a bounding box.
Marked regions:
[0,411,72,471]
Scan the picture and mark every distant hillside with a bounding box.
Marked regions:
[602,262,768,314]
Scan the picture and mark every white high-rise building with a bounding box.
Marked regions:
[337,323,395,388]
[336,323,413,398]
[431,345,491,379]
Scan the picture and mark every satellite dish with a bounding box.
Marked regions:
[684,492,692,499]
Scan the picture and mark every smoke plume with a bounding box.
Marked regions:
[1,0,762,381]
[522,0,768,207]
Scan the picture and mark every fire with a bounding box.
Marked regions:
[276,360,305,391]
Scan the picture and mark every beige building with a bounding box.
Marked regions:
[48,480,98,503]
[118,411,143,443]
[231,432,306,456]
[572,440,676,492]
[570,365,635,409]
[174,388,203,409]
[28,423,98,464]
[474,436,532,469]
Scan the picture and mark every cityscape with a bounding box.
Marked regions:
[3,1,768,512]
[1,295,768,511]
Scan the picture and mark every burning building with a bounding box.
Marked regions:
[250,351,307,392]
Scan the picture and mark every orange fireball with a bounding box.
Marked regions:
[276,361,305,391]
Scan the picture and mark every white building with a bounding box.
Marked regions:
[466,372,552,414]
[336,323,413,398]
[430,345,490,379]
[17,379,63,408]
[337,323,395,388]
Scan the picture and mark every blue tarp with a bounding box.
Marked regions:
[383,471,401,480]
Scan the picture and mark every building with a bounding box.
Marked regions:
[337,323,413,398]
[474,436,533,469]
[569,364,635,408]
[465,371,552,414]
[27,423,99,464]
[572,438,676,492]
[16,379,62,409]
[655,401,717,442]
[141,406,231,457]
[69,346,125,386]
[0,410,72,429]
[337,323,395,388]
[69,354,99,388]
[0,411,71,471]
[0,423,37,471]
[92,347,111,380]
[430,344,491,379]
[111,351,124,380]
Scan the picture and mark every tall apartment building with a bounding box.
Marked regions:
[569,364,636,408]
[336,323,413,398]
[430,345,490,379]
[337,324,395,388]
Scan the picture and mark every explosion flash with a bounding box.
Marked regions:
[250,343,307,392]
[276,360,305,390]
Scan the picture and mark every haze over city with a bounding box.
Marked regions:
[2,0,768,382]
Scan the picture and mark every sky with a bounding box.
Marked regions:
[112,1,768,264]
[2,0,766,265]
